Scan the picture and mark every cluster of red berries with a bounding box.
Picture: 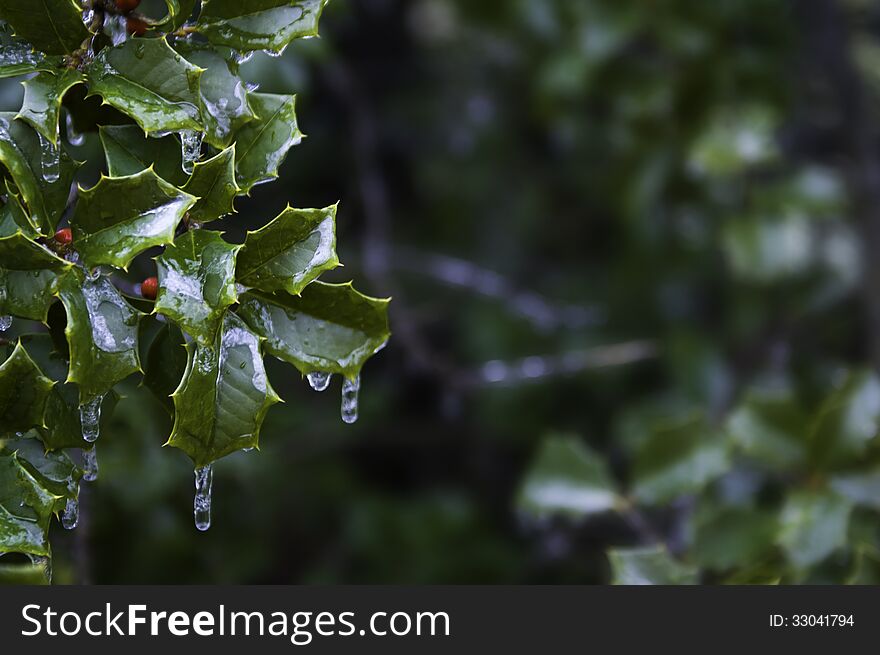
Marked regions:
[52,228,158,300]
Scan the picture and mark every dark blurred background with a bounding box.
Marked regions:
[7,0,880,583]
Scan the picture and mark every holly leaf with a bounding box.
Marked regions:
[196,0,330,54]
[70,168,196,270]
[632,414,729,505]
[608,546,698,585]
[143,322,188,416]
[0,0,92,55]
[0,28,58,79]
[517,434,620,519]
[174,43,255,148]
[168,312,280,467]
[0,342,54,434]
[777,491,852,569]
[0,192,39,239]
[0,113,78,234]
[181,146,240,222]
[232,93,302,192]
[85,38,204,135]
[17,69,84,145]
[236,205,338,294]
[237,281,390,379]
[0,233,70,322]
[155,229,241,346]
[55,270,142,403]
[98,125,188,186]
[2,435,80,514]
[0,450,57,557]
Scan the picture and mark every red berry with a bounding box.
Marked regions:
[126,16,148,35]
[141,276,158,300]
[115,0,141,12]
[54,227,73,245]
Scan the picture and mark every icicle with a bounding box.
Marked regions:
[341,374,361,424]
[65,111,85,146]
[103,13,128,46]
[79,396,102,443]
[262,46,286,58]
[180,130,203,175]
[83,447,98,482]
[61,497,79,530]
[307,371,332,392]
[37,133,60,182]
[0,315,11,332]
[193,465,213,531]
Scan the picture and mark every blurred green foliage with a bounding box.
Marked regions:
[6,0,880,584]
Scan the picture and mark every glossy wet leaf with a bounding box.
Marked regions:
[168,312,280,467]
[232,93,302,191]
[98,125,187,186]
[777,491,851,569]
[0,232,70,322]
[55,270,142,403]
[0,113,77,234]
[0,560,49,584]
[85,38,204,135]
[517,434,619,519]
[181,146,239,222]
[0,343,54,434]
[0,450,56,556]
[0,192,39,239]
[155,229,241,346]
[238,281,389,379]
[1,435,80,514]
[174,43,255,148]
[143,322,188,416]
[0,0,91,55]
[608,546,698,585]
[236,205,337,294]
[70,168,197,270]
[196,0,329,54]
[632,415,729,505]
[17,69,84,145]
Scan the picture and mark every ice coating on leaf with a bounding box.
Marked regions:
[231,93,302,191]
[0,315,11,332]
[341,374,360,424]
[81,278,136,353]
[195,0,329,54]
[103,13,128,47]
[0,0,92,55]
[307,371,331,391]
[180,130,203,174]
[79,395,102,442]
[61,497,78,530]
[194,464,213,531]
[82,446,98,482]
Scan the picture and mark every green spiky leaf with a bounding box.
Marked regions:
[168,312,280,467]
[0,233,70,322]
[17,69,84,145]
[181,146,239,222]
[98,125,188,186]
[85,38,204,135]
[0,0,91,55]
[155,229,241,346]
[55,270,142,403]
[196,0,329,54]
[232,93,302,191]
[0,343,54,434]
[236,204,337,294]
[70,168,196,270]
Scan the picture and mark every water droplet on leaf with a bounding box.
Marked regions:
[307,371,332,392]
